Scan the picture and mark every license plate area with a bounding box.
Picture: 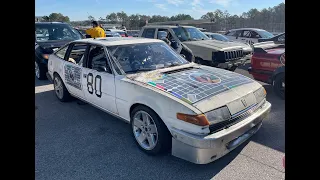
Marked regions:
[226,121,262,150]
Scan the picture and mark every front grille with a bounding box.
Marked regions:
[209,100,265,134]
[224,50,244,61]
[213,50,245,63]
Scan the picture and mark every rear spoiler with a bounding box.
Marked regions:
[253,41,285,53]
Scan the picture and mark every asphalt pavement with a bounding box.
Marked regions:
[35,65,285,180]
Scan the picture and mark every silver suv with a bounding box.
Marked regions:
[139,25,252,71]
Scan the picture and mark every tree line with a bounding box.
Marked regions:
[39,2,284,31]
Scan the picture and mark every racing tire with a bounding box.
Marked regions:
[35,61,47,80]
[53,74,72,102]
[130,105,171,155]
[273,73,285,100]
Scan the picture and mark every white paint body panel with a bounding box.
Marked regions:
[48,38,264,136]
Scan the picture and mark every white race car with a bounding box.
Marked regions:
[47,37,271,164]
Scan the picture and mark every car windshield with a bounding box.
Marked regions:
[172,27,210,41]
[35,23,82,42]
[108,42,189,74]
[211,34,230,42]
[257,30,274,39]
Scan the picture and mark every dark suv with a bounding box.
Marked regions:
[35,22,83,80]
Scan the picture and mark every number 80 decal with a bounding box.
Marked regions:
[87,73,102,98]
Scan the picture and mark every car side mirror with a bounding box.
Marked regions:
[96,66,107,72]
[85,34,91,38]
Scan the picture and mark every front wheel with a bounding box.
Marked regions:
[131,105,171,155]
[53,74,71,102]
[35,61,47,80]
[273,73,285,100]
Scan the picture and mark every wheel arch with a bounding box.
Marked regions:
[271,66,285,83]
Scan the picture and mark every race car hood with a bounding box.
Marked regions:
[126,63,261,114]
[183,39,252,51]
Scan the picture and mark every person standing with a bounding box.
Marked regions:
[85,21,106,38]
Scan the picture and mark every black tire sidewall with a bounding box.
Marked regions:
[273,73,285,100]
[53,74,71,102]
[35,61,47,80]
[130,105,171,155]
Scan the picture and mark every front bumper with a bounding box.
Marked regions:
[170,101,271,164]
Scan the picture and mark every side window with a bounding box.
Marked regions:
[226,31,236,36]
[87,45,112,74]
[55,46,69,59]
[250,31,261,38]
[142,28,156,38]
[66,43,87,66]
[241,30,251,38]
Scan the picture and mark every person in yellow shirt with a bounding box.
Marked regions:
[85,21,106,38]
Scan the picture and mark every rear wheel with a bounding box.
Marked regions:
[35,61,47,80]
[273,73,285,100]
[53,74,71,102]
[131,105,171,155]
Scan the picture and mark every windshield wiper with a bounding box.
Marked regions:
[125,68,156,74]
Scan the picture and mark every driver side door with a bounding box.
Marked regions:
[81,45,118,114]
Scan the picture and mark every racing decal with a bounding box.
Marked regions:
[87,73,102,98]
[189,72,221,84]
[64,64,82,90]
[132,67,254,104]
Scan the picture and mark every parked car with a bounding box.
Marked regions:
[127,30,140,37]
[258,32,285,44]
[248,42,285,99]
[225,28,275,45]
[106,31,122,37]
[106,29,131,37]
[35,22,83,80]
[139,25,253,71]
[47,37,271,164]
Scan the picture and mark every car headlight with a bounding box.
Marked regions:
[205,106,231,124]
[254,87,266,103]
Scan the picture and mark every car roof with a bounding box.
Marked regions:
[228,28,266,32]
[204,32,221,35]
[35,22,68,25]
[73,37,163,46]
[143,25,195,28]
[107,29,125,32]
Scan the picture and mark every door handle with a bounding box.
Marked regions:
[241,39,245,40]
[83,74,87,78]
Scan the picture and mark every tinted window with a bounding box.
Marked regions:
[35,23,82,42]
[171,27,209,41]
[225,31,236,36]
[250,31,261,38]
[211,34,230,42]
[87,46,112,74]
[257,30,274,38]
[55,46,68,59]
[142,28,156,38]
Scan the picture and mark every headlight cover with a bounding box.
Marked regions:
[254,87,266,103]
[205,106,231,125]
